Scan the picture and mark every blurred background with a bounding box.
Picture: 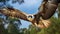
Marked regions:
[0,0,60,34]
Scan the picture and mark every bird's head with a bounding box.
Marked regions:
[27,14,34,22]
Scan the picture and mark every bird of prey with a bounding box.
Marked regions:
[0,0,60,28]
[0,7,51,28]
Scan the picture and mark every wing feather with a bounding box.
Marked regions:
[0,7,30,21]
[34,0,58,20]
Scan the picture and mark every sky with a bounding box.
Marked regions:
[9,0,42,14]
[7,0,43,28]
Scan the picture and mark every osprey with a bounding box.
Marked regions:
[0,0,60,28]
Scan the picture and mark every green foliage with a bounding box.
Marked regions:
[8,23,19,34]
[0,15,21,34]
[36,17,60,34]
[0,18,7,34]
[19,17,60,34]
[58,4,60,18]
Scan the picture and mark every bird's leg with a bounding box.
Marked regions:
[34,13,40,24]
[36,15,40,24]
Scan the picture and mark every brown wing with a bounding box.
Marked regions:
[31,0,59,28]
[0,7,30,22]
[34,0,58,20]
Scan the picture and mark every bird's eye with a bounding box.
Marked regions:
[28,16,32,18]
[28,15,34,19]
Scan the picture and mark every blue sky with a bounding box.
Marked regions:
[8,0,43,28]
[9,0,42,14]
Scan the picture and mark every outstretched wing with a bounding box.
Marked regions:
[0,7,30,22]
[31,0,59,28]
[34,0,58,20]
